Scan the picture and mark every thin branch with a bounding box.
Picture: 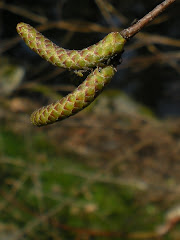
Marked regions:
[0,2,47,24]
[120,0,176,40]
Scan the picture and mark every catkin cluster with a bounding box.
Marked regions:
[17,22,125,126]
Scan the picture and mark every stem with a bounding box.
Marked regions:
[120,0,176,40]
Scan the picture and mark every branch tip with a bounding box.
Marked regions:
[120,0,176,40]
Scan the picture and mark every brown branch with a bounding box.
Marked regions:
[120,0,176,40]
[51,219,176,240]
[0,2,47,24]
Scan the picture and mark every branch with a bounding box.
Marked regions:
[120,0,176,40]
[15,0,176,126]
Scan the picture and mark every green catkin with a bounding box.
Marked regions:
[16,22,126,70]
[30,66,115,126]
[16,22,125,126]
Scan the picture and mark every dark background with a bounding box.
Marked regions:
[1,0,180,117]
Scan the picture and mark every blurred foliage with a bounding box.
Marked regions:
[0,123,174,240]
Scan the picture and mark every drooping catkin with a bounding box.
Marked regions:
[31,66,115,126]
[17,22,125,70]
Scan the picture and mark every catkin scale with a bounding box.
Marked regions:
[16,22,126,70]
[31,66,115,126]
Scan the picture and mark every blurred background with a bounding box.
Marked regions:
[0,0,180,239]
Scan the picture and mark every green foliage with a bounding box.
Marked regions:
[0,125,168,239]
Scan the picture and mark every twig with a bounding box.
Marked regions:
[51,219,175,239]
[1,19,180,54]
[96,0,128,25]
[121,0,176,40]
[95,0,114,26]
[0,2,47,24]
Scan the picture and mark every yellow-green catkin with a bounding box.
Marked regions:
[31,66,115,126]
[17,22,125,70]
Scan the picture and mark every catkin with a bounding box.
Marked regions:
[17,22,125,70]
[31,66,115,126]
